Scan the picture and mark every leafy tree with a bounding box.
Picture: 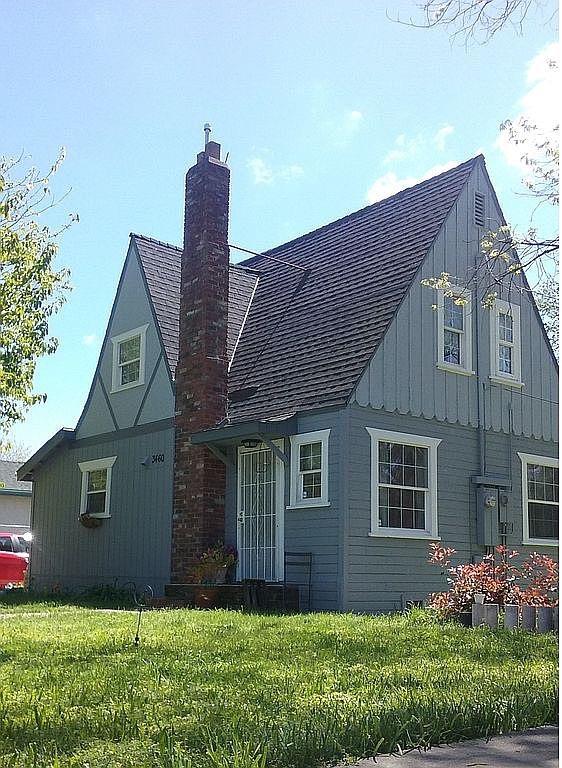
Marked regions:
[0,437,31,461]
[0,150,75,444]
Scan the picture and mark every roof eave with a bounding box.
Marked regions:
[17,428,75,481]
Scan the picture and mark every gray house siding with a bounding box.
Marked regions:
[77,243,174,440]
[29,422,174,595]
[343,404,557,614]
[352,162,558,443]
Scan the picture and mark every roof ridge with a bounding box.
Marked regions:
[236,155,482,265]
[133,231,261,273]
[130,232,182,250]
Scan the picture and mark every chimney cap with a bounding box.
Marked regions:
[203,122,211,146]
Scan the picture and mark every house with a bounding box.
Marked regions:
[18,136,558,612]
[0,460,32,536]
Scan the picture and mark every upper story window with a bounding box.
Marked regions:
[518,453,558,546]
[111,325,148,392]
[436,288,473,375]
[366,428,441,540]
[78,456,117,518]
[490,300,522,387]
[289,430,330,508]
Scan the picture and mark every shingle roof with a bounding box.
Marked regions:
[133,234,258,372]
[134,156,479,424]
[0,460,32,493]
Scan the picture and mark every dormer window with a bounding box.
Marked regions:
[490,300,522,387]
[111,325,148,392]
[436,288,473,375]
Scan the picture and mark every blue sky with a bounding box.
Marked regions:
[3,0,558,454]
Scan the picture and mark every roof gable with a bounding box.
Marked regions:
[134,234,258,374]
[227,156,479,421]
[132,158,479,424]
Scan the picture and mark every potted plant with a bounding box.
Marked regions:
[193,542,237,585]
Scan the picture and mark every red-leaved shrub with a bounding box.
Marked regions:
[427,543,558,618]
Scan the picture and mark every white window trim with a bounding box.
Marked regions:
[110,324,148,393]
[78,456,117,519]
[366,427,441,540]
[436,286,474,375]
[518,452,558,547]
[489,300,522,387]
[288,430,330,508]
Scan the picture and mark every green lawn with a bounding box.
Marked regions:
[0,602,558,768]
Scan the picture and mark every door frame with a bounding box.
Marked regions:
[236,440,285,582]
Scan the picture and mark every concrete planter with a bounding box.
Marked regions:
[504,605,519,631]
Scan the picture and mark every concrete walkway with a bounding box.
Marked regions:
[339,727,558,767]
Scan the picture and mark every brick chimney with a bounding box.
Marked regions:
[171,134,230,582]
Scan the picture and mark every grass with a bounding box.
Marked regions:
[0,601,558,768]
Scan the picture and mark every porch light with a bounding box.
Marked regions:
[241,438,260,449]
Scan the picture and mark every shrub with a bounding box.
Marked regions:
[427,543,559,619]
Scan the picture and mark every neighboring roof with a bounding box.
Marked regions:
[0,460,32,494]
[133,234,258,372]
[17,429,75,482]
[133,157,480,424]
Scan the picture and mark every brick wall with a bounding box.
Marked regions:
[171,141,230,582]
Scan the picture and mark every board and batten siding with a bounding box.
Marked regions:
[29,424,174,595]
[77,241,174,440]
[351,161,558,443]
[343,405,557,613]
[224,409,344,611]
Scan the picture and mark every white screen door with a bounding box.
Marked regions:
[237,443,284,581]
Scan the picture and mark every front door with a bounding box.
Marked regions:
[237,443,284,581]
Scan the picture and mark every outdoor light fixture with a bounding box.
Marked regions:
[241,438,261,449]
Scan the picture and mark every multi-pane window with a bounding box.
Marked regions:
[84,468,109,516]
[111,325,147,392]
[299,441,322,499]
[491,300,521,385]
[498,311,514,374]
[519,453,558,545]
[437,288,473,374]
[78,456,117,518]
[367,428,441,539]
[378,441,428,530]
[289,430,330,507]
[443,296,464,365]
[118,334,141,386]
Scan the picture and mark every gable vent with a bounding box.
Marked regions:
[474,191,486,227]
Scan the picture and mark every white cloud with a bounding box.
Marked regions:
[433,124,455,151]
[496,42,559,174]
[383,133,424,165]
[326,109,364,147]
[82,334,98,347]
[366,161,458,204]
[247,157,303,185]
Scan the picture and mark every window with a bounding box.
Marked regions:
[78,456,117,518]
[366,428,441,539]
[518,453,558,546]
[436,288,473,375]
[111,325,148,392]
[490,300,522,386]
[289,430,330,507]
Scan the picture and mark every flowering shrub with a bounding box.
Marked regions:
[427,543,558,619]
[193,542,237,584]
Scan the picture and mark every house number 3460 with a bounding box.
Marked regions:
[151,454,165,464]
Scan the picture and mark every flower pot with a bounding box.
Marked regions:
[474,593,485,604]
[213,565,228,585]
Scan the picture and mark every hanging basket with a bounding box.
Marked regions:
[79,513,103,529]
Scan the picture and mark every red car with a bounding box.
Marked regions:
[0,532,29,588]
